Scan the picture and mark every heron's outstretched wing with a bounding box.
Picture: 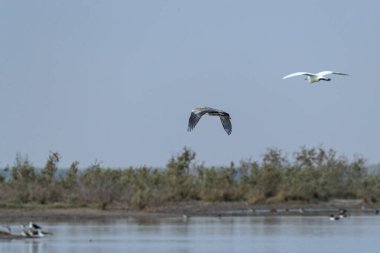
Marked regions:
[219,115,232,135]
[317,71,348,76]
[282,72,315,79]
[187,107,209,132]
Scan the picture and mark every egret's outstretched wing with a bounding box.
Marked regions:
[187,107,209,132]
[219,115,232,135]
[282,72,315,79]
[317,71,348,76]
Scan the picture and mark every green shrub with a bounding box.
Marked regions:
[1,147,379,209]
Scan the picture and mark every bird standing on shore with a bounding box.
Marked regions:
[282,71,348,83]
[339,209,348,218]
[187,106,232,135]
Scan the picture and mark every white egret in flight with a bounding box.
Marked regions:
[282,71,348,83]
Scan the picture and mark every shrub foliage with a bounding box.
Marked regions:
[0,147,379,209]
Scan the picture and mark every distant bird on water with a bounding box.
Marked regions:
[19,222,52,238]
[29,222,42,230]
[282,71,348,83]
[187,106,232,135]
[0,225,11,234]
[329,214,340,221]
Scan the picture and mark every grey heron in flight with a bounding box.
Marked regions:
[187,106,232,135]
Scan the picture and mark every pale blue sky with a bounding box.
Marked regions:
[1,0,379,168]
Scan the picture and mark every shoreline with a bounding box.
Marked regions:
[0,199,378,222]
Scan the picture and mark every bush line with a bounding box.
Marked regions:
[0,147,379,209]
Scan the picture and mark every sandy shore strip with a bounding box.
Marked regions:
[0,199,378,222]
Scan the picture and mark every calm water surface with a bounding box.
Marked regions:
[1,216,379,253]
